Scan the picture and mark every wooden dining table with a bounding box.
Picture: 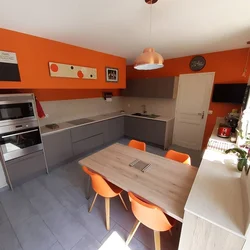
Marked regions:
[78,143,197,222]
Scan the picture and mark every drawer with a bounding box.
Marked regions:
[6,151,47,187]
[71,122,103,142]
[72,133,104,156]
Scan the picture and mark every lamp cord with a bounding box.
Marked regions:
[149,0,152,47]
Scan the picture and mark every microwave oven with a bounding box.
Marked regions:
[0,100,36,126]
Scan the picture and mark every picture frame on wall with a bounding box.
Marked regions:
[106,67,118,82]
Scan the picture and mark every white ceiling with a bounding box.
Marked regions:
[1,0,250,64]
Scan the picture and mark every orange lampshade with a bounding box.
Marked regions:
[134,48,164,70]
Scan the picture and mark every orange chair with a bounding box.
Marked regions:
[128,139,146,151]
[126,192,175,250]
[82,166,128,230]
[165,150,191,165]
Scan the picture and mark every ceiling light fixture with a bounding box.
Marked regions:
[134,0,164,70]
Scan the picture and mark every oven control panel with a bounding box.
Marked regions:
[0,120,39,134]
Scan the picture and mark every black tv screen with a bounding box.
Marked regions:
[212,83,247,103]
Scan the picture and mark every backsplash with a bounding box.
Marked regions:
[122,97,176,118]
[39,96,123,126]
[38,96,176,126]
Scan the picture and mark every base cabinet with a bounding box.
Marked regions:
[42,130,73,168]
[124,116,166,146]
[72,133,104,156]
[178,212,245,250]
[5,151,47,187]
[103,117,124,143]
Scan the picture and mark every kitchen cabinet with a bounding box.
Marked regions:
[72,133,104,156]
[124,116,166,146]
[103,117,124,143]
[71,122,103,143]
[42,130,73,168]
[122,77,178,99]
[5,151,47,187]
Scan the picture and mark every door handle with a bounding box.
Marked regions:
[198,111,204,119]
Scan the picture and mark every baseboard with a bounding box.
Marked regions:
[0,184,9,192]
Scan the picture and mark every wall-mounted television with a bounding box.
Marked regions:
[212,83,247,104]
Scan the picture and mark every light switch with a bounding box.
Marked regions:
[208,110,213,115]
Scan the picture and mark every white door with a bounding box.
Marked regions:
[173,72,215,150]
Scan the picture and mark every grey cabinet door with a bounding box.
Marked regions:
[103,117,124,143]
[72,133,104,156]
[71,122,103,143]
[124,117,166,146]
[42,130,73,167]
[122,77,175,98]
[6,151,46,187]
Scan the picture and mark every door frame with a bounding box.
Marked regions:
[173,72,215,150]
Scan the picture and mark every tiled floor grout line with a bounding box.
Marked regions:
[18,187,62,250]
[0,200,25,250]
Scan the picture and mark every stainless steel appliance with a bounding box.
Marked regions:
[0,96,35,127]
[0,120,42,161]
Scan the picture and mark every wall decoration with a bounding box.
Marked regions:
[106,67,119,82]
[0,51,21,81]
[49,62,97,80]
[189,56,206,71]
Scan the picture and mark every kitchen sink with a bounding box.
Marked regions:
[68,118,94,125]
[132,113,160,119]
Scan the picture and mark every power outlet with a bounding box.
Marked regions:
[208,110,213,115]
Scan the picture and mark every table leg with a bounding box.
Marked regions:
[85,174,91,200]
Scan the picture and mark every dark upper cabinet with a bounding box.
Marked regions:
[121,77,178,99]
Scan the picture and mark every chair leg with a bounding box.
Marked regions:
[105,197,110,230]
[119,193,128,211]
[89,193,98,213]
[154,231,161,250]
[126,220,141,246]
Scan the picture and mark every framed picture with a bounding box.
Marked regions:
[106,67,118,82]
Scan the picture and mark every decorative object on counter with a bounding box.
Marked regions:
[189,55,206,71]
[134,0,164,70]
[225,112,239,133]
[225,147,248,171]
[103,92,113,102]
[217,123,232,138]
[45,124,59,130]
[105,67,118,82]
[0,51,21,81]
[49,62,97,80]
[230,133,237,143]
[35,97,46,118]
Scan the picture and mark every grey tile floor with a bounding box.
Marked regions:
[0,139,202,250]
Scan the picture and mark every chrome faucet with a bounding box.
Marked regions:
[142,104,147,114]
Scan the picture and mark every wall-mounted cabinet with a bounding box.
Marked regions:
[122,77,178,99]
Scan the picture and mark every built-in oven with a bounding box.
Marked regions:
[0,120,42,161]
[0,100,35,126]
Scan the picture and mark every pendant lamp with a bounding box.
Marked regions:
[134,0,164,70]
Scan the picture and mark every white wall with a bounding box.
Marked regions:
[121,97,176,118]
[0,160,7,189]
[39,96,123,126]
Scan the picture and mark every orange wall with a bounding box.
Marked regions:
[127,48,250,147]
[0,28,126,90]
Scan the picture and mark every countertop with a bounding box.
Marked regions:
[40,112,175,135]
[185,118,246,238]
